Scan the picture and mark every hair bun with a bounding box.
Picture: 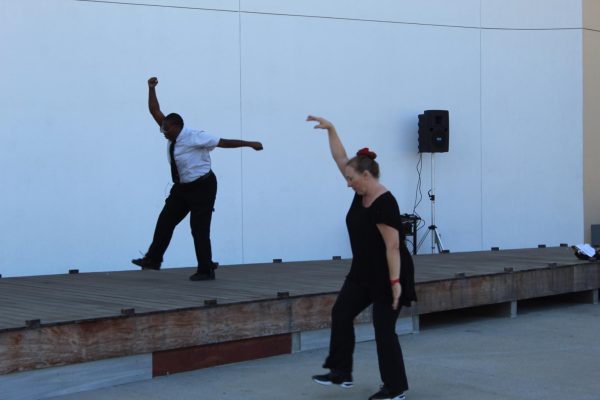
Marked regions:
[356,147,377,160]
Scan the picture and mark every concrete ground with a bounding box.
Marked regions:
[50,299,600,400]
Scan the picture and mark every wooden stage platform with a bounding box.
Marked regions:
[1,247,599,399]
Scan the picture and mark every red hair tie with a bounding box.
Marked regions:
[357,147,370,156]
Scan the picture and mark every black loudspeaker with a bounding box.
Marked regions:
[418,110,449,153]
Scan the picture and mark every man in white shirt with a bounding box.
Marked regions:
[132,77,263,281]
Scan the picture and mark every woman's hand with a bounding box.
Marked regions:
[306,114,348,177]
[306,115,334,130]
[392,283,402,310]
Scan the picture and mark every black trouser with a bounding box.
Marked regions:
[323,278,409,394]
[146,171,217,272]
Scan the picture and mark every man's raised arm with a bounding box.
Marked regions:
[148,77,165,126]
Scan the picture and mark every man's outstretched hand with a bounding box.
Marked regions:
[148,77,158,88]
[251,141,264,151]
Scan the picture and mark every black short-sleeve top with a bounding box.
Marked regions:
[345,192,417,305]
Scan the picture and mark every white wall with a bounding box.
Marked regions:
[238,7,482,261]
[0,0,588,276]
[0,0,243,275]
[481,28,583,249]
[482,0,582,28]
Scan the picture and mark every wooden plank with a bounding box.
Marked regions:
[0,247,593,332]
[416,273,516,314]
[0,298,293,374]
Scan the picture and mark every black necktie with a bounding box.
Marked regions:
[169,140,180,183]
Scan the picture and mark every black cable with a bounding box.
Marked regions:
[412,153,426,233]
[412,153,422,214]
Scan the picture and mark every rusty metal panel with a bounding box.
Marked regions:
[152,334,292,377]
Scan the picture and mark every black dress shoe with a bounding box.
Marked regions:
[189,269,216,281]
[131,257,161,270]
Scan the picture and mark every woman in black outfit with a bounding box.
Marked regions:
[307,115,417,400]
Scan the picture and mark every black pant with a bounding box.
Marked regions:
[323,278,409,393]
[146,171,217,272]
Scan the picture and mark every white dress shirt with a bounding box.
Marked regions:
[168,127,220,183]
